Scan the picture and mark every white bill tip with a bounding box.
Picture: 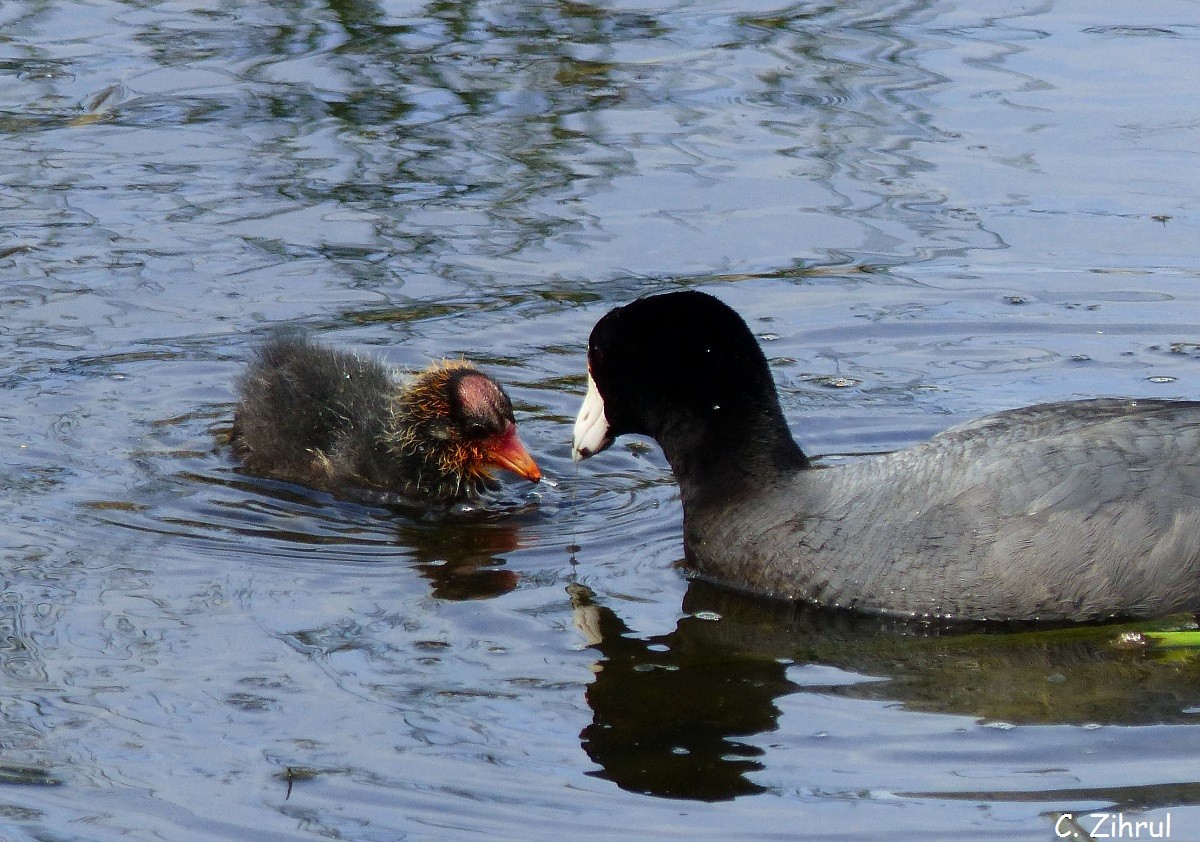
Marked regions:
[572,372,611,461]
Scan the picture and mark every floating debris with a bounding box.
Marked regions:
[0,765,61,787]
[1141,630,1200,649]
[808,374,861,389]
[70,84,125,127]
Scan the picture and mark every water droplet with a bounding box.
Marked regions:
[1148,375,1177,383]
[691,610,721,622]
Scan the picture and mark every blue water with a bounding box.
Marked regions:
[2,0,1200,838]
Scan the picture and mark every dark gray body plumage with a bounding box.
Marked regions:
[683,398,1200,622]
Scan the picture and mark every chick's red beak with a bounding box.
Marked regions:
[484,423,542,483]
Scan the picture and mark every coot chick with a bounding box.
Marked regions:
[233,333,541,503]
[572,291,1200,623]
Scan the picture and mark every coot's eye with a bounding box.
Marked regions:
[464,422,489,438]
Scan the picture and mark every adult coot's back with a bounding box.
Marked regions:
[572,290,1200,622]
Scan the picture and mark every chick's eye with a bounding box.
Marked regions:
[464,422,489,438]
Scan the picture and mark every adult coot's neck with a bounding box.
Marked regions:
[656,379,809,506]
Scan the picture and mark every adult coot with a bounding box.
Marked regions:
[233,333,541,503]
[572,290,1200,622]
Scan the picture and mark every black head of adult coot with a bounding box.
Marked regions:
[573,290,1200,623]
[233,333,541,504]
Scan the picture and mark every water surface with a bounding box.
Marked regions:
[2,0,1200,839]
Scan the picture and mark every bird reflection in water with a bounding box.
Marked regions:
[393,515,529,600]
[570,582,795,800]
[569,578,1200,802]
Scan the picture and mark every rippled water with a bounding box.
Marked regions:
[3,0,1200,839]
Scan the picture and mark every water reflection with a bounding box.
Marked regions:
[213,477,536,601]
[311,0,645,266]
[573,583,785,800]
[393,516,525,600]
[574,579,1200,801]
[4,0,1200,835]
